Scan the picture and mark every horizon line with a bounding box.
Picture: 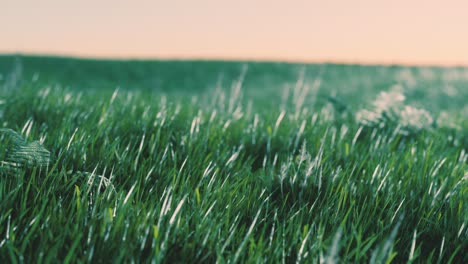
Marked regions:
[1,52,468,68]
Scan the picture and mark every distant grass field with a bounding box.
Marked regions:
[0,55,467,263]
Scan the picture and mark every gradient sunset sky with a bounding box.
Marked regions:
[2,0,467,65]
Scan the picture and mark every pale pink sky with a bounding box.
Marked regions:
[2,0,468,65]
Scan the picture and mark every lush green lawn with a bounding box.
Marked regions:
[0,55,467,263]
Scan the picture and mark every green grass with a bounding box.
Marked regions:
[0,55,467,263]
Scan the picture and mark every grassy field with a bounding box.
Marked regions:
[0,55,467,263]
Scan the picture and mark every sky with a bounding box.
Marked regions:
[2,0,468,65]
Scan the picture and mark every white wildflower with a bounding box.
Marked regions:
[372,90,405,114]
[356,87,434,135]
[356,109,382,126]
[399,106,433,132]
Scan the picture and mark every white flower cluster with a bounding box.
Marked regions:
[372,90,405,114]
[399,106,434,133]
[356,89,434,135]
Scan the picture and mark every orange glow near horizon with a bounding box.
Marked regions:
[2,0,468,66]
